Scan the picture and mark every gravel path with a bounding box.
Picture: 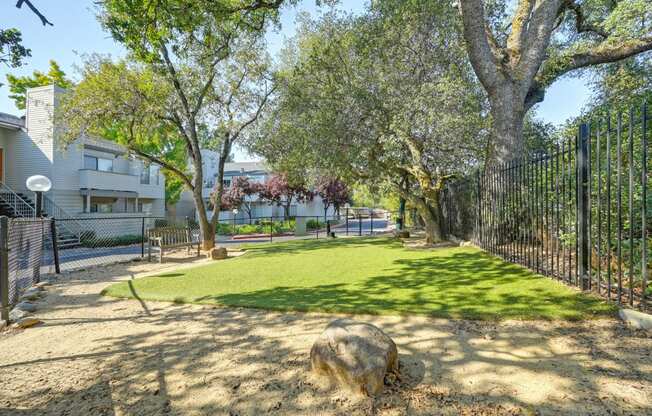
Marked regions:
[0,254,650,415]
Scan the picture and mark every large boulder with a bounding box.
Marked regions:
[310,319,399,397]
[207,247,228,260]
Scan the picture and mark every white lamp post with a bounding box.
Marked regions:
[232,208,239,233]
[26,175,52,217]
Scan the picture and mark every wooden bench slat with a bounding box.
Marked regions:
[147,225,200,263]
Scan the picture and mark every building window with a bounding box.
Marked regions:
[84,155,113,172]
[223,179,231,188]
[90,203,113,213]
[140,165,160,185]
[140,166,150,184]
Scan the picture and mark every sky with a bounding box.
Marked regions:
[0,0,592,161]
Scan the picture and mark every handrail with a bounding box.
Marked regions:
[0,181,36,217]
[42,195,83,240]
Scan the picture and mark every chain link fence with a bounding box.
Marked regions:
[1,217,52,321]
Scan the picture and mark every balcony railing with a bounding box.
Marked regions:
[79,169,140,193]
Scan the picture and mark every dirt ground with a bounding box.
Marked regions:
[0,253,650,416]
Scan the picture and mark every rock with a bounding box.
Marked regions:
[13,317,42,329]
[207,247,228,260]
[35,281,52,288]
[310,319,399,397]
[459,241,473,247]
[9,308,28,321]
[394,230,410,239]
[20,288,45,302]
[15,302,37,313]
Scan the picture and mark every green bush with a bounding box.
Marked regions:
[307,219,321,230]
[216,219,295,235]
[81,234,142,248]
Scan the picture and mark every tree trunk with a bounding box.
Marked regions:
[208,135,232,246]
[398,197,406,230]
[413,197,444,245]
[487,86,526,167]
[193,187,215,250]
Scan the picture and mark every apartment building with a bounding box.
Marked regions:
[171,158,334,222]
[0,85,165,219]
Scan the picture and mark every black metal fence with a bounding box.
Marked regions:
[0,216,52,321]
[453,102,650,310]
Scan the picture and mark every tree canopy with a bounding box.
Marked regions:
[58,1,282,249]
[249,2,488,242]
[6,60,72,109]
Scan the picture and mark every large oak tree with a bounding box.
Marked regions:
[458,0,652,165]
[251,2,488,243]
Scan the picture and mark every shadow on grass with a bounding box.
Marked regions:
[187,251,614,320]
[241,236,400,256]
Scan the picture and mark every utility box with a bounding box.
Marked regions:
[295,217,307,236]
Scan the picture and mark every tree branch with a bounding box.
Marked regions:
[537,36,652,87]
[506,0,535,64]
[518,0,564,84]
[15,0,53,26]
[458,0,501,92]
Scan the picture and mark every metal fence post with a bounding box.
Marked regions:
[370,209,374,235]
[141,217,146,257]
[270,217,273,242]
[358,211,362,236]
[50,218,60,274]
[346,208,349,235]
[577,123,590,291]
[0,216,9,323]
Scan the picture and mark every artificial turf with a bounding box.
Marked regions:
[103,237,615,320]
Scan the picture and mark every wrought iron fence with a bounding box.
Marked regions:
[445,102,650,310]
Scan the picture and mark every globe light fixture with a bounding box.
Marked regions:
[26,175,52,217]
[26,175,52,193]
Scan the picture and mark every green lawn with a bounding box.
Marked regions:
[103,237,615,320]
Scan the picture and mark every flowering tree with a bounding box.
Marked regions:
[223,177,263,223]
[260,173,313,219]
[315,177,350,221]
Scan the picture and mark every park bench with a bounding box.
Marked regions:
[147,226,200,263]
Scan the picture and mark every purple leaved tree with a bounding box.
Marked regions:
[224,177,263,223]
[260,173,313,219]
[315,177,350,221]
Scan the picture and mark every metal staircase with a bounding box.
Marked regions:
[0,181,82,249]
[43,195,82,249]
[0,181,36,217]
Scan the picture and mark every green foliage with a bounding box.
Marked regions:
[56,57,189,190]
[350,183,399,211]
[104,238,615,320]
[216,219,295,235]
[80,233,142,248]
[6,60,72,109]
[248,1,488,241]
[0,28,31,82]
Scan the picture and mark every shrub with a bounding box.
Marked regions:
[307,219,321,230]
[81,234,142,248]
